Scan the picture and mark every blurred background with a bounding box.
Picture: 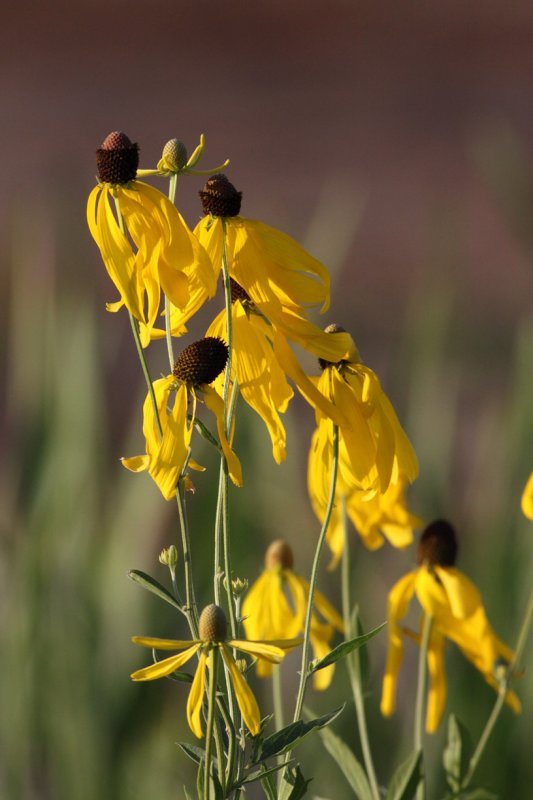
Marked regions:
[1,1,532,798]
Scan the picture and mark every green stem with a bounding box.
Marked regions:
[204,647,219,800]
[414,613,432,800]
[461,588,533,790]
[272,664,284,731]
[291,425,339,725]
[340,497,381,800]
[175,481,199,637]
[128,313,164,439]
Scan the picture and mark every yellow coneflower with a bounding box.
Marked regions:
[87,132,215,345]
[242,540,343,690]
[131,604,301,737]
[122,337,242,499]
[380,520,521,733]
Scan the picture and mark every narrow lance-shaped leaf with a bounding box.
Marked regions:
[443,713,472,793]
[177,742,206,766]
[385,750,423,800]
[233,760,296,789]
[128,569,181,610]
[316,722,373,800]
[278,765,312,800]
[310,622,386,673]
[256,705,345,762]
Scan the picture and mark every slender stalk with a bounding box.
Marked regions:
[272,664,284,731]
[291,425,339,725]
[414,613,432,800]
[204,648,219,800]
[461,588,533,790]
[175,481,199,637]
[340,497,380,800]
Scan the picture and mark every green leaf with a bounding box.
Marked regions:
[350,606,369,684]
[128,569,181,611]
[316,723,373,800]
[385,750,423,800]
[460,789,497,800]
[278,765,312,800]
[177,741,206,765]
[443,714,473,792]
[256,705,344,762]
[234,760,295,788]
[310,623,386,673]
[183,787,194,800]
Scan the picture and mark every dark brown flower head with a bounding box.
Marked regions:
[199,604,228,642]
[162,138,188,170]
[417,519,458,568]
[318,323,348,370]
[96,131,139,184]
[172,337,228,387]
[229,277,251,305]
[199,174,242,217]
[265,539,294,570]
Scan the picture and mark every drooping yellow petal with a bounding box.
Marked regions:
[187,650,208,738]
[434,567,481,620]
[88,186,144,321]
[425,627,447,733]
[202,385,243,487]
[521,471,533,519]
[130,642,201,681]
[220,644,261,736]
[273,332,350,428]
[310,626,335,690]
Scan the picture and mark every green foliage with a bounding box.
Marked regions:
[310,622,386,673]
[255,705,344,762]
[316,723,373,800]
[385,750,423,800]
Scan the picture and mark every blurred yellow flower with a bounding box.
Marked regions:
[380,520,521,733]
[242,540,344,689]
[87,132,214,345]
[521,471,533,519]
[131,604,301,738]
[122,338,242,499]
[311,474,421,569]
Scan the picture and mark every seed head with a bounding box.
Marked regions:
[417,520,458,568]
[96,131,139,184]
[199,604,228,642]
[199,174,242,217]
[172,337,228,386]
[230,277,251,304]
[265,539,294,570]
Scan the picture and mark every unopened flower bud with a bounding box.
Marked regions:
[162,138,188,171]
[159,545,178,569]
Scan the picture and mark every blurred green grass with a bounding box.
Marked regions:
[0,141,531,799]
